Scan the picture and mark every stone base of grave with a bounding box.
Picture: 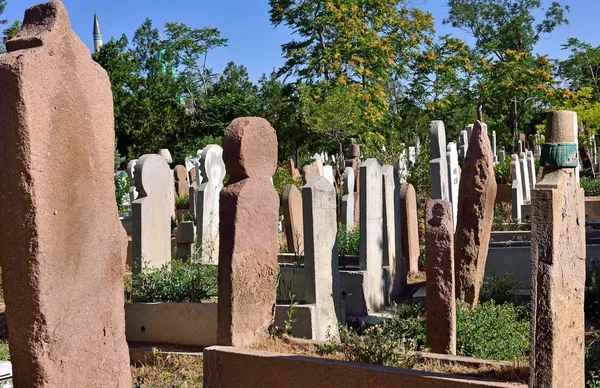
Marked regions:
[274,303,346,341]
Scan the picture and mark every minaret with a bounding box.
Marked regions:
[93,10,103,54]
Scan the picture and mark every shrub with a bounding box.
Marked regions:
[130,260,217,303]
[338,226,360,259]
[581,176,600,197]
[586,262,600,322]
[175,194,190,209]
[494,156,511,185]
[115,171,131,213]
[456,301,529,361]
[273,165,302,199]
[587,342,600,387]
[481,273,522,306]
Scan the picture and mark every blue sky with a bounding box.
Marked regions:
[4,0,600,82]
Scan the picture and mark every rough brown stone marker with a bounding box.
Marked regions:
[218,117,279,348]
[530,111,585,388]
[0,1,131,386]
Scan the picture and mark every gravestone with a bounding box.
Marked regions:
[382,166,406,302]
[511,155,523,220]
[408,146,416,166]
[466,124,474,144]
[454,121,497,308]
[492,130,498,164]
[194,151,204,186]
[528,134,536,155]
[426,200,456,356]
[459,130,469,164]
[283,184,304,254]
[446,142,460,231]
[158,148,173,164]
[132,154,172,272]
[396,153,409,183]
[287,159,301,180]
[527,151,536,189]
[303,154,324,185]
[400,183,420,276]
[359,159,384,313]
[197,144,226,263]
[531,110,585,388]
[189,167,197,187]
[323,165,335,186]
[498,147,506,163]
[345,145,361,227]
[127,159,139,204]
[573,113,581,183]
[218,117,279,348]
[303,177,341,340]
[520,152,531,201]
[0,2,132,385]
[341,167,355,229]
[518,139,524,153]
[176,221,195,261]
[429,121,449,201]
[174,165,189,198]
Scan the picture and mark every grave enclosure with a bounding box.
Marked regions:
[0,1,592,387]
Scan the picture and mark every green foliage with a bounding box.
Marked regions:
[481,273,522,306]
[558,38,600,102]
[587,342,600,387]
[586,262,600,322]
[272,165,302,199]
[0,341,9,362]
[407,148,431,207]
[492,203,530,231]
[115,171,131,213]
[175,194,190,209]
[456,301,529,361]
[494,155,511,184]
[581,176,600,197]
[130,260,217,303]
[337,226,360,258]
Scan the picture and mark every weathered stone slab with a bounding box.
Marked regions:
[511,154,523,221]
[519,152,531,201]
[132,154,173,272]
[345,145,361,226]
[302,177,341,340]
[341,167,355,229]
[0,2,131,385]
[283,184,304,254]
[218,117,279,348]
[382,166,406,301]
[530,110,586,388]
[287,159,301,180]
[429,121,449,201]
[426,200,456,355]
[400,183,420,276]
[459,130,469,165]
[446,142,459,231]
[176,221,195,261]
[455,121,497,307]
[527,151,536,189]
[359,159,384,313]
[174,165,190,197]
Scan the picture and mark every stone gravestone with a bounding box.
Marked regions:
[176,221,195,261]
[323,165,335,186]
[359,159,384,313]
[218,117,279,348]
[459,130,469,165]
[465,124,474,144]
[127,159,139,204]
[408,146,416,166]
[158,149,176,220]
[302,177,341,340]
[454,121,497,308]
[400,183,420,276]
[429,121,449,201]
[197,144,226,263]
[519,152,531,201]
[382,166,406,302]
[158,148,173,164]
[492,130,498,164]
[132,154,172,273]
[287,159,301,180]
[0,2,132,385]
[530,111,585,388]
[283,184,304,254]
[446,142,460,231]
[498,147,506,164]
[341,167,355,230]
[511,155,523,220]
[345,145,361,227]
[426,200,456,356]
[528,134,536,156]
[173,165,190,198]
[527,151,536,189]
[302,154,324,185]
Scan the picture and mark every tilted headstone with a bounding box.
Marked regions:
[492,130,498,164]
[132,154,172,272]
[359,159,384,313]
[173,165,190,198]
[382,166,406,302]
[429,121,449,201]
[218,117,279,348]
[527,151,536,189]
[197,144,226,263]
[302,177,341,340]
[283,184,304,254]
[510,154,523,220]
[446,142,459,231]
[459,130,469,165]
[426,200,456,356]
[519,152,531,201]
[400,183,420,276]
[531,111,585,387]
[0,2,132,384]
[341,167,355,229]
[454,121,497,308]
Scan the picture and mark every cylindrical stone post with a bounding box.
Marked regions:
[426,200,456,355]
[531,110,585,388]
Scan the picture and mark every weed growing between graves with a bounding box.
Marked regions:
[175,194,190,209]
[338,226,360,260]
[581,176,600,197]
[587,339,600,388]
[480,273,521,306]
[456,301,529,361]
[115,172,131,213]
[587,262,600,322]
[128,260,217,303]
[272,165,303,199]
[0,342,8,361]
[492,203,530,231]
[494,156,511,185]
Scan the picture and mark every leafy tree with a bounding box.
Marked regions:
[557,38,600,102]
[553,87,600,145]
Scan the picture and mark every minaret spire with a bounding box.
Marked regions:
[93,9,103,54]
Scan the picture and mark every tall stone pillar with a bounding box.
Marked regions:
[530,110,585,388]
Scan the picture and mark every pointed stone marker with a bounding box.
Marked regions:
[283,184,304,254]
[400,183,420,276]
